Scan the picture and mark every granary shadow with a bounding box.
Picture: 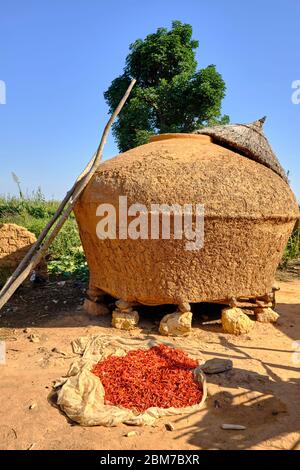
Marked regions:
[158,303,300,450]
[273,303,300,342]
[173,371,300,450]
[172,335,300,450]
[206,334,300,382]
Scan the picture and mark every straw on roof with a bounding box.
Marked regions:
[194,117,288,182]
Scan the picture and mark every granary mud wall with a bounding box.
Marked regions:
[0,223,37,285]
[74,135,299,305]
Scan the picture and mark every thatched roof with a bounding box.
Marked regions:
[194,117,288,182]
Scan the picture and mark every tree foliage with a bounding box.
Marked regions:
[104,21,229,152]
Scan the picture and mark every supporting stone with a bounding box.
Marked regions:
[83,298,110,317]
[222,307,253,335]
[111,298,139,330]
[159,311,192,336]
[112,310,139,330]
[86,285,106,303]
[115,299,134,310]
[178,302,191,313]
[229,297,238,308]
[255,307,279,323]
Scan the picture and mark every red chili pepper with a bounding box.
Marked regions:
[92,344,203,413]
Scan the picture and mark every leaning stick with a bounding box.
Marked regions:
[0,79,136,310]
[0,153,97,298]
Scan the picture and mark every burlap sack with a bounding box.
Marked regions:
[54,335,207,427]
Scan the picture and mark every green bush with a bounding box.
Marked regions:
[281,223,300,265]
[0,192,88,280]
[48,250,88,281]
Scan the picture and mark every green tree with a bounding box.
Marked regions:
[104,21,229,152]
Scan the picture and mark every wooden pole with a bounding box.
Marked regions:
[0,79,136,311]
[0,153,97,297]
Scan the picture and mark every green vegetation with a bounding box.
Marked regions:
[105,20,229,152]
[280,222,300,266]
[0,191,88,280]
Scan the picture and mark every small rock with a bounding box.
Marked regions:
[256,308,279,324]
[23,328,31,334]
[159,311,192,336]
[201,358,233,374]
[178,302,191,312]
[112,310,139,330]
[27,443,36,450]
[28,334,40,343]
[222,308,253,335]
[115,299,132,310]
[57,281,66,287]
[165,422,175,431]
[86,286,104,302]
[229,297,238,308]
[29,403,37,410]
[125,431,137,437]
[221,424,246,430]
[52,299,58,304]
[121,307,133,313]
[83,298,109,317]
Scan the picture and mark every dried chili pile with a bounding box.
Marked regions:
[92,344,202,413]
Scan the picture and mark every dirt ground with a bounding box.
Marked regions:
[0,276,299,450]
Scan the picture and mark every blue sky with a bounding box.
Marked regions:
[0,0,299,200]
